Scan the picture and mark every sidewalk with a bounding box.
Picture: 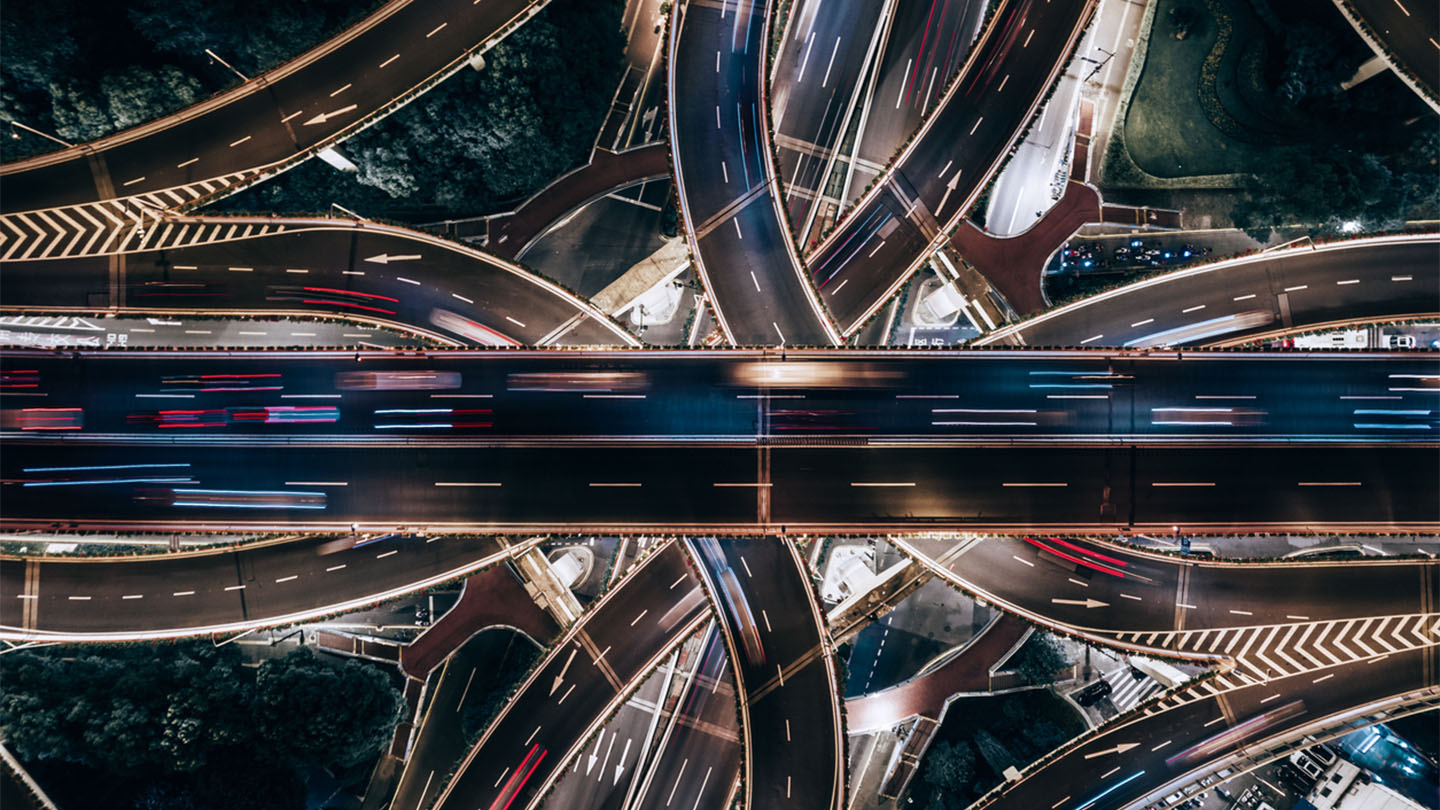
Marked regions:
[425,143,670,258]
[399,564,560,679]
[846,613,1031,733]
[953,181,1103,314]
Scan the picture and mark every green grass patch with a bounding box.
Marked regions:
[1123,0,1282,178]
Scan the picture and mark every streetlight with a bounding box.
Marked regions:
[205,49,250,82]
[7,120,73,148]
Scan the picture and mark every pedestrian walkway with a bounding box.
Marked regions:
[426,144,670,258]
[846,613,1031,733]
[951,97,1180,317]
[400,564,560,679]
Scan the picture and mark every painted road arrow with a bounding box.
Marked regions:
[614,738,632,785]
[1051,598,1110,609]
[1084,742,1140,759]
[302,104,358,126]
[935,170,962,215]
[363,252,422,264]
[550,647,577,695]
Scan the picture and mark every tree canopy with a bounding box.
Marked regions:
[0,642,401,810]
[1012,632,1071,685]
[1231,129,1439,240]
[216,0,628,221]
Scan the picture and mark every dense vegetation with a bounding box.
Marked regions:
[0,643,402,810]
[1223,0,1439,237]
[3,0,628,225]
[917,689,1086,810]
[1117,0,1437,237]
[1,0,376,160]
[213,0,628,222]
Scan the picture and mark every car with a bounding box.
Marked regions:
[1074,679,1113,706]
[1290,751,1323,780]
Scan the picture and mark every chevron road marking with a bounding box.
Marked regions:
[1108,613,1439,715]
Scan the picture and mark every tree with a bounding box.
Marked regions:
[1275,24,1346,108]
[253,646,403,770]
[1013,633,1069,685]
[1168,6,1198,40]
[922,740,976,793]
[1229,136,1431,240]
[0,643,251,773]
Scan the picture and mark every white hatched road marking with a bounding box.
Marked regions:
[1100,613,1439,710]
[0,174,268,261]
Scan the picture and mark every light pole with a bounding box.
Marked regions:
[7,120,73,148]
[205,49,250,82]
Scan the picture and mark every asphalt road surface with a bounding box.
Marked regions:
[984,644,1440,810]
[979,237,1440,348]
[432,540,707,810]
[807,0,1096,334]
[839,0,989,208]
[899,535,1438,641]
[0,221,637,347]
[770,0,887,235]
[0,534,521,639]
[631,630,742,810]
[6,349,1438,441]
[1343,0,1439,105]
[0,0,547,212]
[669,0,836,345]
[4,442,1434,533]
[694,537,843,810]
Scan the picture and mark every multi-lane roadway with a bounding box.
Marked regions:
[806,0,1097,334]
[0,217,638,347]
[4,350,1437,532]
[432,540,707,810]
[980,236,1440,348]
[0,0,550,213]
[669,0,838,346]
